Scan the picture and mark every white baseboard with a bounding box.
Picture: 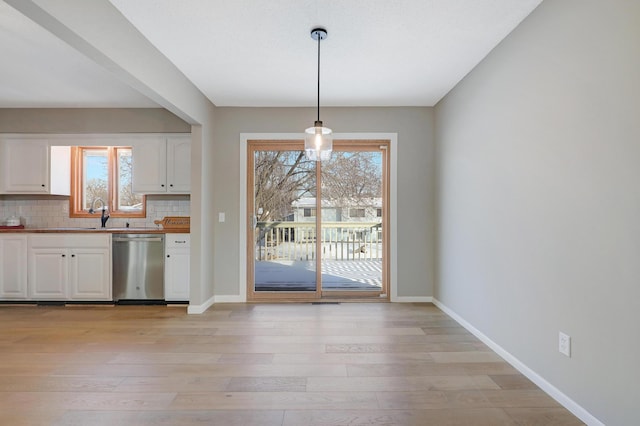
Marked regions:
[214,295,245,303]
[200,295,432,304]
[187,294,216,314]
[391,296,433,303]
[432,298,604,426]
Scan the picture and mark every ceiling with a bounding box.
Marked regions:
[0,1,158,108]
[0,0,543,108]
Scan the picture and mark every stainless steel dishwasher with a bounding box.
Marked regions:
[112,234,165,303]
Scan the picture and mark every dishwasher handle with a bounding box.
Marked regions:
[113,237,164,243]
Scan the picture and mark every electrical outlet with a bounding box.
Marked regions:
[559,332,571,357]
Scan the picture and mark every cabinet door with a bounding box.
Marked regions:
[28,248,67,299]
[2,139,49,193]
[0,235,28,299]
[68,248,111,300]
[165,233,190,301]
[167,136,191,193]
[165,249,190,301]
[131,137,167,193]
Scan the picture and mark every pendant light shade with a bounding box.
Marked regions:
[304,28,332,161]
[304,121,332,161]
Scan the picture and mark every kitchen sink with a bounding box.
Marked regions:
[41,227,157,232]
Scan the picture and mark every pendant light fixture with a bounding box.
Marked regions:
[305,27,332,161]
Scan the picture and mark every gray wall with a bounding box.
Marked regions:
[435,1,639,424]
[211,107,435,298]
[0,108,190,133]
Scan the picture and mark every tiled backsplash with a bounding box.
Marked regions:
[0,196,189,229]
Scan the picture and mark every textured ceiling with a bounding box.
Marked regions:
[0,0,543,108]
[108,0,542,107]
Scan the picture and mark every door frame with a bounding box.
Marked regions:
[240,133,398,302]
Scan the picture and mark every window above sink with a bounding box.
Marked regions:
[69,146,146,219]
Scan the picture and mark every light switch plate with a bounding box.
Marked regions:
[218,212,225,222]
[559,331,571,357]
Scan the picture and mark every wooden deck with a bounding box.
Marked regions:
[254,260,382,291]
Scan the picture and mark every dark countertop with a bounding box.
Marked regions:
[0,227,184,234]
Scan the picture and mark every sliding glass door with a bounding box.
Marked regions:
[247,140,389,301]
[320,144,386,295]
[249,143,318,298]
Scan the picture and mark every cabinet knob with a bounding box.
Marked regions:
[167,254,170,258]
[170,184,174,187]
[62,254,66,257]
[71,254,76,257]
[41,184,46,187]
[161,184,165,187]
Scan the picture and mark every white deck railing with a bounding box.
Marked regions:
[255,221,383,262]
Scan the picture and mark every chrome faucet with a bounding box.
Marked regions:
[89,198,110,228]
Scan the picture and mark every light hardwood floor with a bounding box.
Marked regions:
[0,303,583,425]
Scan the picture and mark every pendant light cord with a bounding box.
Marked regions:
[316,31,321,123]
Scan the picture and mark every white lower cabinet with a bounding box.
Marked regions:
[0,234,28,299]
[28,234,111,301]
[165,233,190,301]
[29,247,68,299]
[69,247,111,300]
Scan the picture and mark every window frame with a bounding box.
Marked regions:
[349,208,366,218]
[69,146,146,218]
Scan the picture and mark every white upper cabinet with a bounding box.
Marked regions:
[130,136,167,193]
[132,135,191,194]
[166,136,191,193]
[0,133,188,195]
[0,138,70,195]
